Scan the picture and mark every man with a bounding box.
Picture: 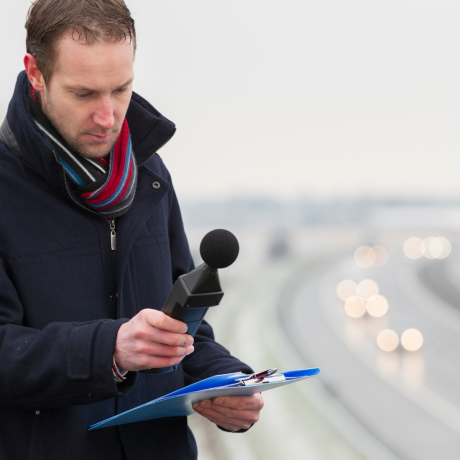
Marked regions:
[0,0,263,458]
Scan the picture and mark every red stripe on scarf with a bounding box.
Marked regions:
[95,163,133,209]
[82,119,132,206]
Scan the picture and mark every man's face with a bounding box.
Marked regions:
[41,34,134,159]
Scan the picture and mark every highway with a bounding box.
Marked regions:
[282,244,460,460]
[187,229,460,459]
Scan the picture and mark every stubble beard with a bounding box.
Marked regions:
[42,91,120,159]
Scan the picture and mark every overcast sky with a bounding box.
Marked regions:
[2,1,460,202]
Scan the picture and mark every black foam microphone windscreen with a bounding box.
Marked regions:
[142,229,239,374]
[200,229,239,269]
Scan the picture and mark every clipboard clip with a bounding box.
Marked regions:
[236,368,285,386]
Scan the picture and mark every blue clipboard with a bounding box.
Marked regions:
[90,367,320,430]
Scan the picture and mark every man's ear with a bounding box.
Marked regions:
[24,54,46,92]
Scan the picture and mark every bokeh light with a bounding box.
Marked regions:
[428,238,443,258]
[421,237,436,259]
[337,280,357,301]
[401,328,424,351]
[405,236,451,260]
[421,237,452,259]
[357,279,379,300]
[437,237,452,259]
[366,295,389,318]
[354,246,376,268]
[372,246,389,267]
[403,237,423,259]
[344,296,366,318]
[377,329,399,352]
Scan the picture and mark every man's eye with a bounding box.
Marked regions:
[75,93,90,99]
[115,88,128,94]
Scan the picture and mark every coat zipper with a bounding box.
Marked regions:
[54,151,118,312]
[54,151,117,249]
[109,219,117,251]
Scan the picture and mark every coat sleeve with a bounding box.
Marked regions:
[166,184,253,386]
[0,259,136,410]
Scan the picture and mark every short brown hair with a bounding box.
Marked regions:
[25,0,136,85]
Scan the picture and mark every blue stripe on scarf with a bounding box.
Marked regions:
[91,137,133,208]
[59,158,85,186]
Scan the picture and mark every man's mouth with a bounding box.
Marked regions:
[86,133,112,143]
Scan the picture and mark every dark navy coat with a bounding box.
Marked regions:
[0,72,251,460]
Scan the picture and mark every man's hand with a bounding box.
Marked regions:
[114,309,194,371]
[193,394,264,432]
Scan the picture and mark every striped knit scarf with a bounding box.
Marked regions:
[28,85,137,219]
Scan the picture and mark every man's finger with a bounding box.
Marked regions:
[195,399,259,421]
[193,405,227,423]
[140,326,194,347]
[135,340,194,358]
[196,409,244,431]
[193,405,254,430]
[212,394,264,411]
[141,309,188,333]
[194,401,238,419]
[202,405,259,422]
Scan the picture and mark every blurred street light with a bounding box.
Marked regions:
[357,279,379,300]
[337,280,357,301]
[437,237,452,259]
[372,246,389,267]
[404,236,451,260]
[366,295,389,318]
[401,328,424,351]
[421,237,436,259]
[403,237,424,259]
[354,245,389,268]
[354,246,376,268]
[344,296,366,318]
[377,329,399,352]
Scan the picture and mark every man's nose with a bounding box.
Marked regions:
[93,97,115,129]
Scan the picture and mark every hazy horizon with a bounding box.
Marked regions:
[2,1,460,202]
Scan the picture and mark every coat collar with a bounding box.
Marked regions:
[3,71,176,193]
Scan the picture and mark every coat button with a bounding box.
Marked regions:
[35,410,40,415]
[152,182,161,190]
